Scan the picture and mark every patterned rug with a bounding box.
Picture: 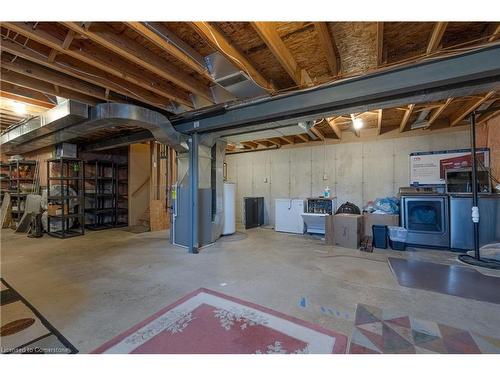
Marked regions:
[349,303,500,354]
[0,278,78,354]
[93,288,348,354]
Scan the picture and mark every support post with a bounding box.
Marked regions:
[188,133,199,254]
[469,112,480,260]
[458,111,500,269]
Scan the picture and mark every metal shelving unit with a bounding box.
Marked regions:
[84,160,116,230]
[47,157,84,238]
[0,162,10,204]
[7,160,38,223]
[115,163,129,227]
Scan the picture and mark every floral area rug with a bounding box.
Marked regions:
[93,288,347,354]
[0,278,77,354]
[349,303,500,354]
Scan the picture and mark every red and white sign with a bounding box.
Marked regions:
[409,149,490,186]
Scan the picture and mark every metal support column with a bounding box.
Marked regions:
[188,133,199,254]
[458,110,500,269]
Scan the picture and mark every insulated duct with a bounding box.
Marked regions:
[1,101,188,154]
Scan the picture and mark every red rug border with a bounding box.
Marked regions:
[92,288,348,354]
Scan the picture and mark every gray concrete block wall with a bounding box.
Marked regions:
[226,130,469,226]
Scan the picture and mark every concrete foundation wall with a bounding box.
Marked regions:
[226,130,470,226]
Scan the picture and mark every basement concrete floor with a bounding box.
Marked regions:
[1,227,500,353]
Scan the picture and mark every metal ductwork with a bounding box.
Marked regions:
[87,103,188,152]
[206,52,268,104]
[1,100,88,153]
[1,101,188,154]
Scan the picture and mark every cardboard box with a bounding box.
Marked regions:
[48,204,68,216]
[333,214,362,249]
[363,213,399,237]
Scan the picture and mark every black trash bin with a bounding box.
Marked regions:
[372,225,388,249]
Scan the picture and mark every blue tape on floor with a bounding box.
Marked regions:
[299,297,307,308]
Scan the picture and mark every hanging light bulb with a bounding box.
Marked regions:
[353,117,363,130]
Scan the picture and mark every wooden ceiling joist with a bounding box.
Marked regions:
[0,112,25,122]
[477,109,500,124]
[450,91,496,126]
[241,141,259,149]
[190,22,274,92]
[1,69,102,106]
[254,140,273,147]
[0,82,55,108]
[326,117,342,139]
[296,134,309,142]
[310,126,325,140]
[279,136,293,144]
[488,24,500,42]
[267,138,282,146]
[126,22,211,79]
[0,40,174,110]
[61,22,214,103]
[1,56,110,101]
[252,22,311,87]
[399,104,415,132]
[376,22,384,66]
[426,97,454,128]
[427,22,448,54]
[314,22,338,76]
[2,22,193,108]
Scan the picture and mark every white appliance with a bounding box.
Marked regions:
[301,213,329,234]
[275,199,305,234]
[223,182,236,235]
[301,197,337,235]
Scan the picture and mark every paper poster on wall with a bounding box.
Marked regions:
[409,148,490,186]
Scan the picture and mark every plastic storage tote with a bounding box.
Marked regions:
[388,226,408,251]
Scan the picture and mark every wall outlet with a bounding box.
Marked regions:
[264,177,268,183]
[323,174,328,181]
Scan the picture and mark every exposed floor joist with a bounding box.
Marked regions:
[252,22,312,87]
[1,69,102,106]
[1,22,193,108]
[61,22,214,103]
[0,40,175,110]
[399,104,415,132]
[450,91,496,126]
[314,22,338,76]
[426,98,454,129]
[125,22,212,80]
[427,22,448,54]
[190,22,274,92]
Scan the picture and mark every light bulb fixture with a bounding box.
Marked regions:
[352,117,363,130]
[12,101,27,115]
